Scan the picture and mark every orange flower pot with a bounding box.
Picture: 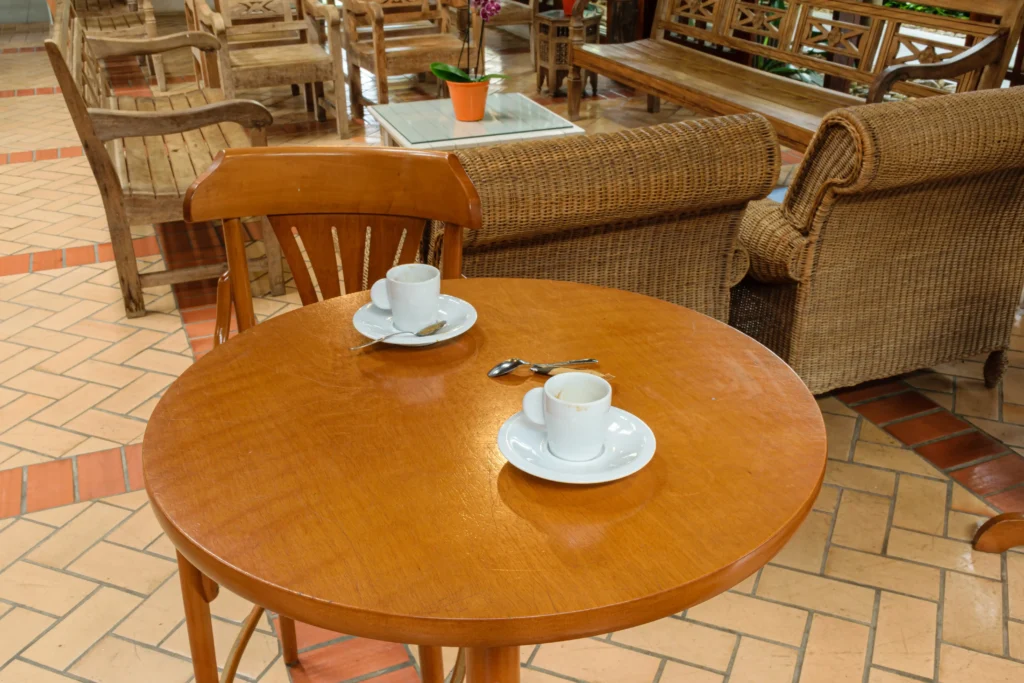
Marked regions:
[448,80,490,122]
[562,0,575,15]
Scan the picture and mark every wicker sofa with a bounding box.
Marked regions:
[430,116,779,322]
[730,87,1024,395]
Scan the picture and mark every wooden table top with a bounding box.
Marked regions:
[143,278,826,648]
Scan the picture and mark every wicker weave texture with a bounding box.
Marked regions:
[732,86,1024,394]
[436,115,779,321]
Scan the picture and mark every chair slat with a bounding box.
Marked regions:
[292,216,343,301]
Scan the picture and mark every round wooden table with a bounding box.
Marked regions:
[144,278,827,683]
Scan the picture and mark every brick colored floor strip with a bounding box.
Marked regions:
[0,236,159,274]
[0,145,81,164]
[0,445,146,519]
[836,377,1024,512]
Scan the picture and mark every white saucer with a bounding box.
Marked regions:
[353,294,477,346]
[497,408,656,484]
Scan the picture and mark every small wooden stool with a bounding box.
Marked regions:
[535,6,600,96]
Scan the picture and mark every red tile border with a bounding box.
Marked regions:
[0,468,21,519]
[1,46,47,54]
[1,145,83,165]
[366,668,421,683]
[24,458,74,513]
[950,454,1024,496]
[273,617,345,650]
[987,486,1024,511]
[915,431,1008,470]
[125,443,144,491]
[885,411,972,446]
[77,448,127,501]
[835,380,910,404]
[289,638,411,683]
[0,237,161,276]
[851,392,937,424]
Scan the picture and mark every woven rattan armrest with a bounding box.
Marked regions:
[738,199,809,284]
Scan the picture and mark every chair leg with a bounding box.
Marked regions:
[419,646,444,683]
[567,65,582,120]
[261,217,286,296]
[177,552,218,683]
[279,616,299,665]
[152,53,167,91]
[973,512,1024,553]
[304,83,315,112]
[647,94,661,113]
[377,71,390,105]
[349,62,364,119]
[110,214,145,317]
[314,82,327,121]
[984,349,1008,388]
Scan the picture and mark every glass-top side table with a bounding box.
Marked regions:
[368,92,585,150]
[536,6,601,96]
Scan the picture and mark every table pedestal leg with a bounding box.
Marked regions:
[466,646,520,682]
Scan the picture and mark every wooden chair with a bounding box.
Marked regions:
[729,86,1024,394]
[187,0,350,137]
[181,146,481,682]
[342,0,480,116]
[46,5,284,317]
[488,0,537,67]
[69,0,167,91]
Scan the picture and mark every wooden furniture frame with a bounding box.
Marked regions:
[342,0,481,117]
[46,7,283,318]
[179,145,482,683]
[536,6,600,95]
[491,0,538,66]
[567,0,1024,150]
[71,0,167,91]
[187,0,350,137]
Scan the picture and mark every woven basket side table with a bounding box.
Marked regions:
[536,6,600,96]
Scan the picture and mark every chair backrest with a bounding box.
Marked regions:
[433,116,780,322]
[184,146,482,334]
[655,0,1024,95]
[778,86,1024,381]
[342,0,452,36]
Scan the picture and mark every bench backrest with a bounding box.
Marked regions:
[343,0,453,37]
[655,0,1024,95]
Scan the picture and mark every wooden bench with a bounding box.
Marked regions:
[46,4,284,318]
[70,0,166,91]
[567,0,1024,150]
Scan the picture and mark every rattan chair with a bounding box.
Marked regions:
[729,86,1024,395]
[428,116,780,322]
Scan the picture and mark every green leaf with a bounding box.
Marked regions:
[430,63,473,83]
[477,73,508,81]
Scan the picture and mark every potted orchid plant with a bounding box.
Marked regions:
[430,0,506,122]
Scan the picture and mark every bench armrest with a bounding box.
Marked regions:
[739,199,809,284]
[867,31,1008,103]
[86,31,221,59]
[189,0,227,36]
[302,0,342,26]
[89,100,273,142]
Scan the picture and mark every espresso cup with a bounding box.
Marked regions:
[369,264,440,332]
[522,372,612,461]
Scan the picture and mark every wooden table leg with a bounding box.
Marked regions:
[177,552,218,683]
[466,646,519,683]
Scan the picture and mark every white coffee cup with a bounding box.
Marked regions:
[370,264,440,332]
[522,372,612,461]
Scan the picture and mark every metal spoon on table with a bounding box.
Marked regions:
[487,358,598,378]
[350,320,448,351]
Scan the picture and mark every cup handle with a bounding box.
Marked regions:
[522,387,545,425]
[369,278,390,310]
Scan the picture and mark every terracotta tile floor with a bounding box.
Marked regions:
[2,13,1024,683]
